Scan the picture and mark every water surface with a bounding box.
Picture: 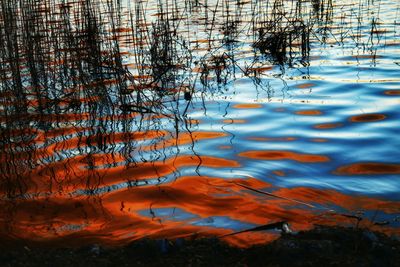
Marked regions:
[0,0,399,247]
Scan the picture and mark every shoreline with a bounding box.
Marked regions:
[1,225,399,266]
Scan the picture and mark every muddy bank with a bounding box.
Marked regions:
[1,226,399,267]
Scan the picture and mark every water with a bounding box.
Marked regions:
[0,0,399,247]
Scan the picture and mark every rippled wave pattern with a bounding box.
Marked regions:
[0,0,399,247]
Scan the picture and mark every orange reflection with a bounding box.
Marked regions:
[349,113,386,122]
[352,54,382,59]
[222,119,246,124]
[384,90,400,95]
[145,131,228,151]
[25,154,241,193]
[295,83,316,89]
[334,162,400,175]
[1,175,400,248]
[239,150,329,163]
[1,129,232,194]
[275,186,400,214]
[310,138,329,143]
[272,170,285,176]
[295,110,322,116]
[232,103,262,109]
[313,123,343,129]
